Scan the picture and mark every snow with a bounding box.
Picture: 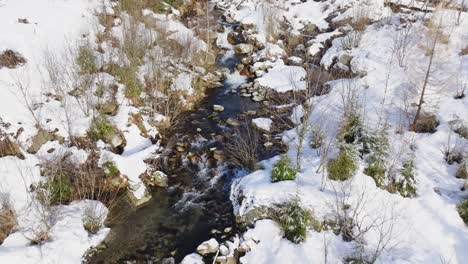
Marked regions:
[256,63,306,93]
[172,72,195,95]
[240,220,351,264]
[0,200,109,264]
[0,0,111,262]
[181,253,204,264]
[252,118,273,132]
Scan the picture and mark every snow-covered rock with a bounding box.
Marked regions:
[252,118,273,132]
[213,104,225,112]
[235,44,254,55]
[181,253,204,264]
[196,238,219,255]
[149,171,169,188]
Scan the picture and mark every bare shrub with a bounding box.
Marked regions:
[330,183,398,263]
[350,0,372,32]
[0,193,17,244]
[341,31,363,50]
[0,49,26,69]
[121,16,152,67]
[412,113,439,133]
[391,22,414,68]
[259,0,282,42]
[224,124,260,171]
[442,131,465,165]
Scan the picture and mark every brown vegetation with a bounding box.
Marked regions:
[0,50,26,69]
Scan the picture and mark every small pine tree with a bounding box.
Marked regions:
[274,200,314,243]
[363,130,390,187]
[271,156,296,182]
[328,145,358,181]
[394,160,417,197]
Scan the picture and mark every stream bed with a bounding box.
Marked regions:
[86,22,262,264]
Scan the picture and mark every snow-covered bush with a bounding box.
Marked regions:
[82,206,105,234]
[457,199,468,225]
[274,200,317,244]
[328,145,358,181]
[271,156,296,182]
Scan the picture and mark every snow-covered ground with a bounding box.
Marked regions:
[0,1,110,262]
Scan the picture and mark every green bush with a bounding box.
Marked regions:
[457,199,468,225]
[274,200,315,244]
[364,164,386,187]
[271,156,296,182]
[90,116,116,142]
[37,174,73,206]
[394,160,417,197]
[115,66,143,102]
[328,145,358,181]
[76,46,97,75]
[103,161,120,178]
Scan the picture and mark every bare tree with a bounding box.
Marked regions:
[11,70,42,128]
[330,182,399,263]
[411,6,447,131]
[391,22,414,69]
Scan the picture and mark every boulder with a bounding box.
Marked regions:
[181,253,204,264]
[339,54,353,65]
[196,238,219,255]
[127,188,152,208]
[109,134,124,149]
[27,130,53,154]
[304,23,317,34]
[235,44,254,55]
[149,171,169,188]
[241,23,256,30]
[0,135,24,159]
[219,244,230,256]
[161,258,176,264]
[252,95,264,102]
[213,105,225,112]
[97,102,118,116]
[226,118,240,127]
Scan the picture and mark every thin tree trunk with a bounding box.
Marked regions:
[411,24,440,130]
